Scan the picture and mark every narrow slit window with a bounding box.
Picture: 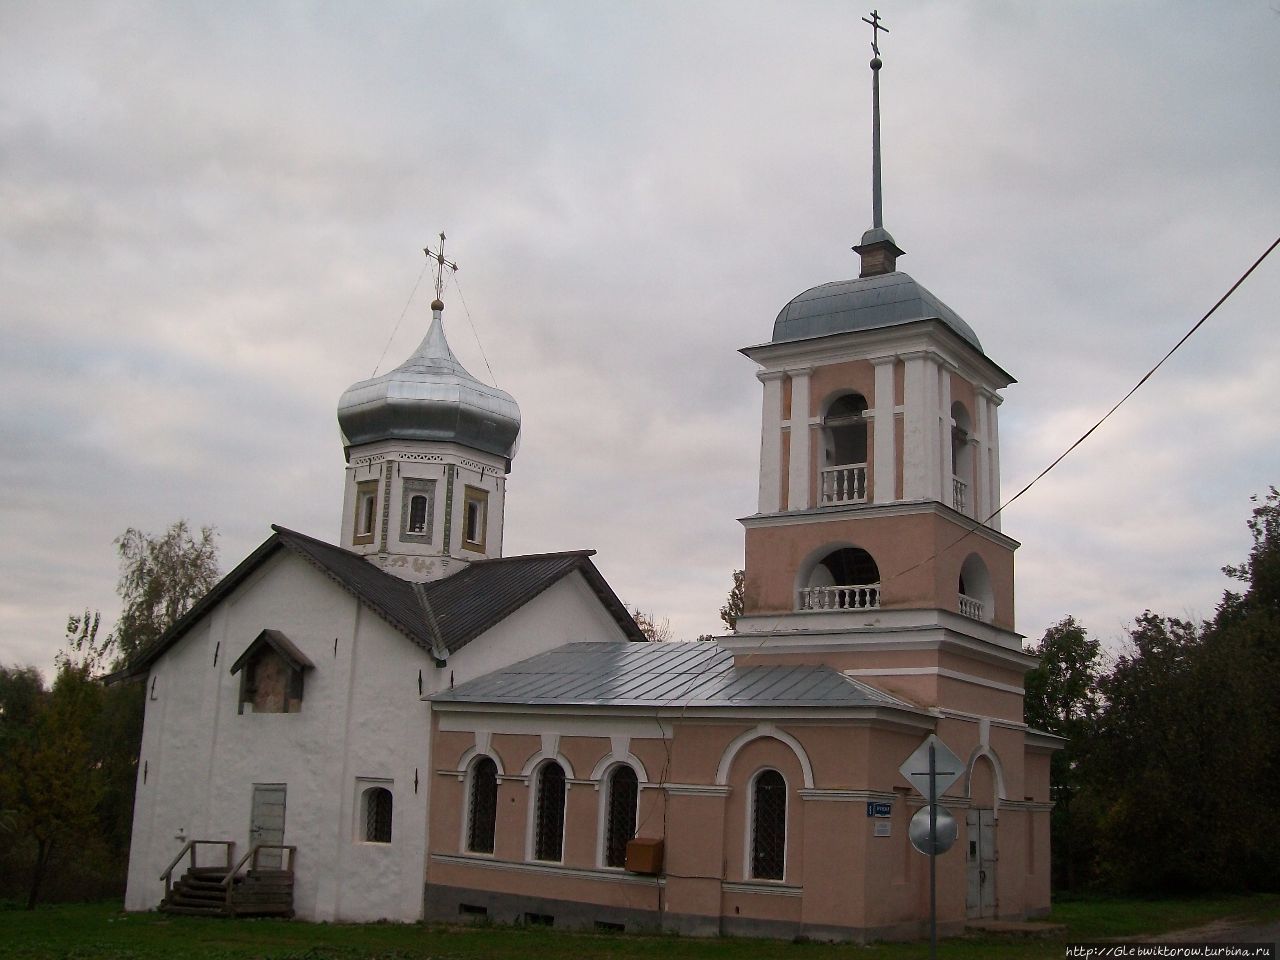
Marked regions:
[533,762,566,862]
[363,787,393,843]
[604,766,639,868]
[467,757,498,854]
[751,769,786,880]
[462,486,488,552]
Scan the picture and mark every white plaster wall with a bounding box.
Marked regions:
[446,570,630,684]
[125,551,630,923]
[124,551,433,922]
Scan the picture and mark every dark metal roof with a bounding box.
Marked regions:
[771,271,983,351]
[117,527,643,680]
[431,641,914,711]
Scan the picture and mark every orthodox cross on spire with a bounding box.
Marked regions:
[424,232,459,307]
[863,10,888,230]
[862,8,888,57]
[852,9,904,278]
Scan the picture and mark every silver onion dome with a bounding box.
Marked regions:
[337,306,521,467]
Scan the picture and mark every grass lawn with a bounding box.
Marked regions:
[1,895,1277,960]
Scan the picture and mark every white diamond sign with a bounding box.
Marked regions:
[898,735,964,803]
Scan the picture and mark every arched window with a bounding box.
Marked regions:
[798,546,881,610]
[363,787,393,843]
[751,769,786,880]
[821,393,869,504]
[951,402,973,514]
[604,766,639,868]
[533,762,566,862]
[958,553,993,622]
[467,757,498,854]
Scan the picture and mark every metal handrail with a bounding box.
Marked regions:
[220,843,297,887]
[160,839,235,896]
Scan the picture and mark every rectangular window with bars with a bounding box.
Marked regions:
[751,770,786,880]
[533,762,566,862]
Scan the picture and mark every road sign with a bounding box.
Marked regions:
[898,735,964,802]
[909,805,958,855]
[866,801,892,818]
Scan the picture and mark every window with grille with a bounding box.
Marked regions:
[533,762,566,862]
[363,787,393,843]
[604,766,638,868]
[467,757,498,854]
[751,769,786,880]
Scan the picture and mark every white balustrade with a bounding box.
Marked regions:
[958,594,984,621]
[821,463,868,505]
[797,583,881,611]
[952,476,968,514]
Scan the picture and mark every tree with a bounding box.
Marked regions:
[0,644,104,908]
[1023,616,1103,891]
[630,607,675,643]
[719,569,745,632]
[112,521,220,665]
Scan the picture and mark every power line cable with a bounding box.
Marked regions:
[886,232,1280,586]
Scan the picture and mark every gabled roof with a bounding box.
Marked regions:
[431,641,920,713]
[228,629,314,676]
[117,526,644,680]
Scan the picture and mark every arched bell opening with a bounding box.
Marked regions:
[951,401,974,514]
[820,393,869,505]
[957,552,993,622]
[797,546,881,611]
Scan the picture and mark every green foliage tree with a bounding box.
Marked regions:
[112,521,220,665]
[1,640,105,908]
[1023,616,1102,890]
[719,569,745,632]
[1045,488,1280,894]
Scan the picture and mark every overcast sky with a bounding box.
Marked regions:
[3,1,1278,677]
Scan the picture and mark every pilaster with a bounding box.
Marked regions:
[871,358,897,504]
[757,372,785,514]
[787,369,812,511]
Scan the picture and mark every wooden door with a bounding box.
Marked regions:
[965,808,997,918]
[250,783,287,870]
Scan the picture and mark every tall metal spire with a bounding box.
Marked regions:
[853,10,905,277]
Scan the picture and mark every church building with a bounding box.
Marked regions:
[122,22,1056,942]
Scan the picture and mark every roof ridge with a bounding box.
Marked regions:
[469,549,597,564]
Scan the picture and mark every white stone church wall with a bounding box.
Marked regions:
[126,551,632,923]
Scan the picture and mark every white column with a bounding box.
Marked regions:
[987,393,1003,531]
[902,355,929,501]
[787,369,812,511]
[757,372,784,514]
[871,358,897,503]
[938,365,953,508]
[974,392,991,523]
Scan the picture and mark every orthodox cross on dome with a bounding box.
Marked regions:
[424,232,459,305]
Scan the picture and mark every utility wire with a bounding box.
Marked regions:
[886,232,1280,586]
[371,260,430,378]
[450,271,499,387]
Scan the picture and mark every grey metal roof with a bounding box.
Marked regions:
[337,309,521,465]
[116,527,644,680]
[771,271,983,352]
[431,641,914,710]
